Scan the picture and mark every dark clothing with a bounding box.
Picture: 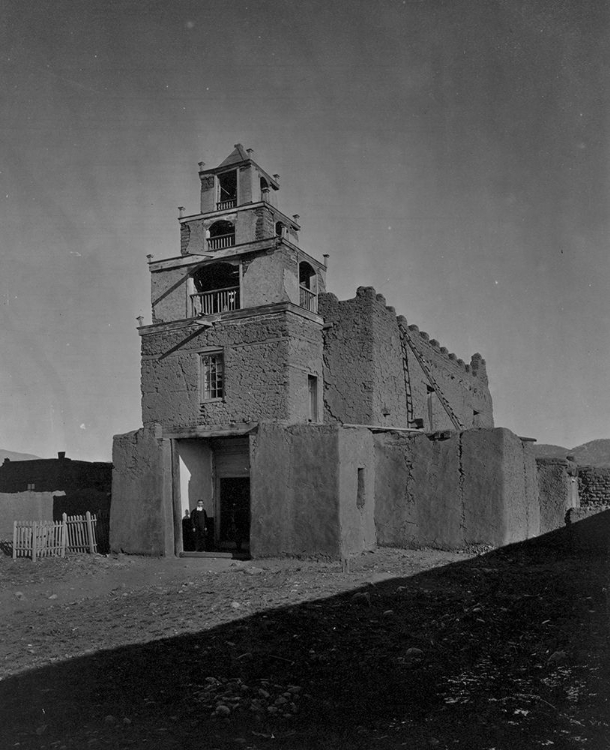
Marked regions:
[191,507,208,551]
[182,515,195,551]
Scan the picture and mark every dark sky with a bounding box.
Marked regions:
[1,0,608,460]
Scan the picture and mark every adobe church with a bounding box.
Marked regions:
[110,145,544,558]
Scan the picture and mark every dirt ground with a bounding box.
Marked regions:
[0,533,609,750]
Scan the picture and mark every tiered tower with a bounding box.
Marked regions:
[140,145,327,434]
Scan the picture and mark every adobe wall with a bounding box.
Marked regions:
[319,286,493,430]
[248,205,274,244]
[249,423,374,559]
[180,217,205,256]
[319,288,390,425]
[110,424,174,556]
[0,492,56,540]
[242,246,326,309]
[198,172,216,214]
[536,458,579,533]
[369,298,411,427]
[374,431,462,548]
[238,164,256,205]
[374,428,539,550]
[241,245,297,308]
[151,264,192,324]
[286,314,324,422]
[461,429,538,545]
[250,423,341,558]
[337,427,376,554]
[578,467,610,508]
[140,308,323,430]
[404,324,493,430]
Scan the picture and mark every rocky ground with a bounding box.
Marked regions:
[0,534,609,750]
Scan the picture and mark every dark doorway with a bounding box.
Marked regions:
[219,477,250,551]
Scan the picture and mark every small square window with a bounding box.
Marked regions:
[200,352,224,400]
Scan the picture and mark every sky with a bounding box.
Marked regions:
[1,0,608,461]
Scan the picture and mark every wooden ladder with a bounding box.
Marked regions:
[398,325,415,425]
[397,321,464,431]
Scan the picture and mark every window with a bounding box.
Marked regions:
[308,374,318,421]
[356,468,365,509]
[201,353,224,400]
[426,385,435,430]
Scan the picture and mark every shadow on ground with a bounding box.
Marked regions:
[1,515,609,750]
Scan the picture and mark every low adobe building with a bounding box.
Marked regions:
[111,145,540,559]
[0,452,111,541]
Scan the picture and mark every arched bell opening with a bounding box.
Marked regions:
[190,262,240,316]
[217,170,237,210]
[299,261,318,313]
[260,177,270,202]
[208,220,235,250]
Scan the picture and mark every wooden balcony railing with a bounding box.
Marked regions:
[191,287,240,317]
[216,199,236,211]
[208,233,235,250]
[299,286,318,313]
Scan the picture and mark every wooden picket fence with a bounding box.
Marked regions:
[13,511,103,560]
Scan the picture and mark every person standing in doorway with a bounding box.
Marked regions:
[191,500,208,552]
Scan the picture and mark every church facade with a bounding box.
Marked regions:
[110,145,541,559]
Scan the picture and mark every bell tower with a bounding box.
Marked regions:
[167,144,321,315]
[140,145,327,432]
[180,144,300,257]
[199,145,280,212]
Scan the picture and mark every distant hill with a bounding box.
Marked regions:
[533,439,610,467]
[532,444,570,460]
[0,449,41,463]
[571,440,610,467]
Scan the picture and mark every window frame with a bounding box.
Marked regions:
[200,351,225,402]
